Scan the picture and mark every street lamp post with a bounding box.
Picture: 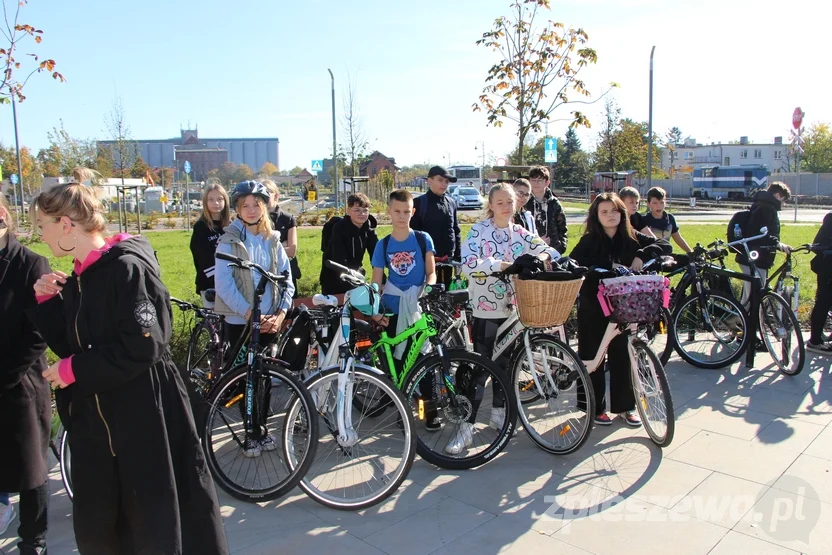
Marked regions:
[647,46,656,189]
[11,94,25,222]
[328,69,338,209]
[444,152,451,167]
[474,141,485,189]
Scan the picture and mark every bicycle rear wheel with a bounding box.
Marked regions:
[759,292,805,376]
[510,333,594,455]
[631,339,675,447]
[672,290,749,369]
[402,349,517,470]
[186,318,223,394]
[202,362,318,502]
[289,366,416,510]
[59,429,73,501]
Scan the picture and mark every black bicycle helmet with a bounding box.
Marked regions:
[231,180,270,207]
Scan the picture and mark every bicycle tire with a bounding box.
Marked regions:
[59,429,73,501]
[289,366,416,510]
[201,362,318,502]
[759,292,805,376]
[402,348,517,470]
[825,309,832,344]
[509,333,594,455]
[630,339,675,447]
[639,307,673,366]
[186,318,221,393]
[672,290,750,369]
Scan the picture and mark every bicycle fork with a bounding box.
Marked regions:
[335,313,358,448]
[522,331,562,399]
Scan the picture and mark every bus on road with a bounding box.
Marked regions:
[692,165,769,200]
[448,165,483,192]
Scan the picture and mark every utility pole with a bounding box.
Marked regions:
[11,94,25,222]
[647,46,656,189]
[328,69,338,209]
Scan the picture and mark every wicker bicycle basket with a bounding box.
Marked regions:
[513,277,584,328]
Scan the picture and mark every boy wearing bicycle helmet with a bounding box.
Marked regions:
[570,193,670,427]
[214,181,295,456]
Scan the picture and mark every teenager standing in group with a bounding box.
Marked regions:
[320,192,378,296]
[411,166,461,287]
[0,193,52,555]
[190,181,231,304]
[570,193,671,427]
[263,179,301,298]
[525,166,568,253]
[460,183,558,454]
[807,210,832,354]
[29,182,228,555]
[511,178,537,234]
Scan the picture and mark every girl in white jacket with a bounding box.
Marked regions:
[446,184,559,454]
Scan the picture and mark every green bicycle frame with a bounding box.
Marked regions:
[367,312,456,394]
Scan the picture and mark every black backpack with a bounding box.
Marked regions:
[320,215,343,254]
[727,207,754,243]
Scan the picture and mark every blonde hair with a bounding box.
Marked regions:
[485,182,516,219]
[235,195,273,239]
[72,166,103,186]
[0,191,15,234]
[261,178,279,199]
[30,182,108,235]
[200,183,231,228]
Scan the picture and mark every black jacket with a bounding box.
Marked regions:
[320,215,379,295]
[525,189,568,254]
[0,235,51,492]
[811,211,832,275]
[411,190,461,260]
[736,190,782,269]
[570,230,672,305]
[29,235,228,554]
[189,217,223,294]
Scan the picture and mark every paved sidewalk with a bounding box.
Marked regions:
[2,345,831,555]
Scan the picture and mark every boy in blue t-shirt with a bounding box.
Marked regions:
[372,189,436,317]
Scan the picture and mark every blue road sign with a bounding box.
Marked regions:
[311,160,324,173]
[10,173,18,185]
[544,137,557,163]
[183,161,192,175]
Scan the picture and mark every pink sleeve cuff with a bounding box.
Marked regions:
[36,293,58,304]
[58,356,76,386]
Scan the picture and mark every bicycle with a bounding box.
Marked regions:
[170,291,227,398]
[766,243,814,316]
[200,252,319,502]
[324,260,517,471]
[285,263,417,510]
[554,266,676,447]
[49,402,72,501]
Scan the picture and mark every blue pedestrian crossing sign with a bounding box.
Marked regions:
[544,137,557,163]
[183,161,191,175]
[311,160,324,173]
[10,173,18,185]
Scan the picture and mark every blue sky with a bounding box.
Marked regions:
[2,0,828,172]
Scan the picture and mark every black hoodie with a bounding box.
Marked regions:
[320,214,379,295]
[736,190,782,269]
[29,235,228,554]
[190,217,223,294]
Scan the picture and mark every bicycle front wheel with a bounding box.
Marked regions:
[672,290,750,369]
[631,339,675,447]
[639,307,673,366]
[510,333,594,455]
[402,349,517,470]
[202,362,318,502]
[759,292,805,376]
[59,429,73,501]
[289,366,416,510]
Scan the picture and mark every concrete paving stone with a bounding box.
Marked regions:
[753,418,825,451]
[233,523,386,555]
[363,497,496,555]
[650,423,702,456]
[732,487,832,555]
[298,480,448,539]
[708,529,801,554]
[670,471,768,529]
[547,484,727,555]
[674,402,777,441]
[804,425,832,461]
[667,431,802,485]
[773,455,832,504]
[733,387,832,426]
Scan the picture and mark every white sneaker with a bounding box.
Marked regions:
[444,422,474,455]
[243,438,262,458]
[489,407,506,430]
[0,502,15,535]
[260,434,277,451]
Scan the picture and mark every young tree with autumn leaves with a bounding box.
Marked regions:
[474,0,615,164]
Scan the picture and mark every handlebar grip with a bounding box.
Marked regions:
[324,260,352,274]
[707,248,728,260]
[216,252,242,264]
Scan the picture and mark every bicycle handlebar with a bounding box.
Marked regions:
[324,260,366,286]
[216,252,287,285]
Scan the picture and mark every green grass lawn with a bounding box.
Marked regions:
[25,221,822,362]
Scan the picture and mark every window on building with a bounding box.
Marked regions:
[774,150,782,159]
[724,157,731,165]
[740,150,748,159]
[754,149,762,158]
